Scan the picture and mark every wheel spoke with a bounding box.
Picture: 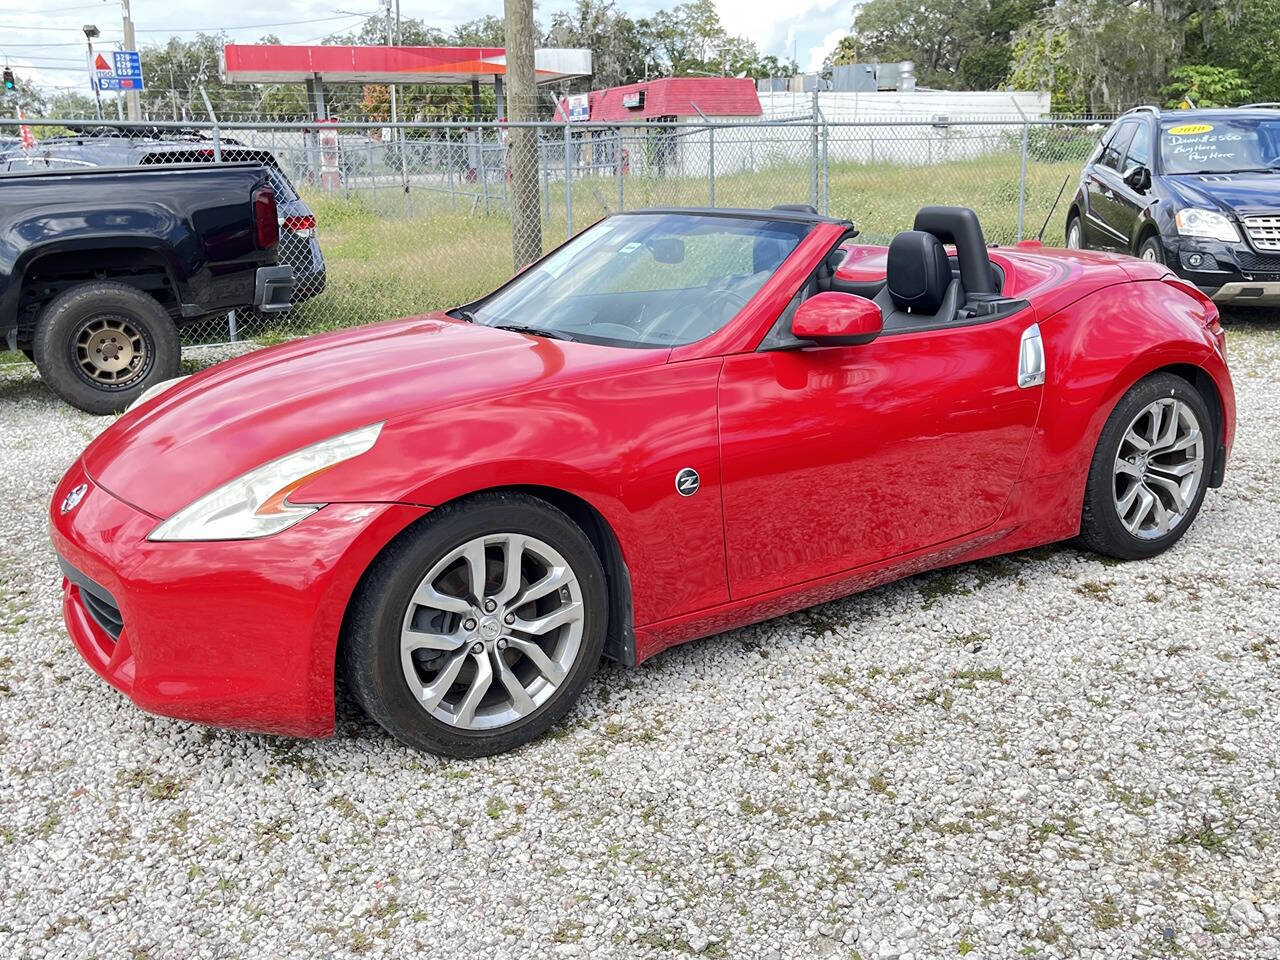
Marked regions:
[1115,458,1144,479]
[1123,427,1151,452]
[1116,480,1141,516]
[454,652,493,726]
[508,637,567,686]
[1122,484,1157,534]
[1144,473,1188,514]
[491,535,526,606]
[410,582,472,615]
[418,649,469,712]
[1149,494,1173,535]
[1154,401,1180,450]
[517,564,573,607]
[461,540,488,605]
[1162,428,1202,455]
[1147,458,1199,479]
[513,601,583,636]
[492,650,536,716]
[401,624,465,654]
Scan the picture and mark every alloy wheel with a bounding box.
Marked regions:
[74,315,148,386]
[1112,397,1205,540]
[1066,220,1082,249]
[399,533,584,730]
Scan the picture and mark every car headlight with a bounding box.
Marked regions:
[126,375,190,413]
[1174,208,1240,243]
[148,422,383,541]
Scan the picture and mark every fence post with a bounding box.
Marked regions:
[564,121,573,239]
[446,128,457,212]
[478,129,490,216]
[616,129,624,213]
[542,136,550,223]
[199,86,221,162]
[1017,120,1030,241]
[810,92,819,210]
[821,122,829,216]
[708,125,716,207]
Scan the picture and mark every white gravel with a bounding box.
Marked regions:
[1,325,1278,960]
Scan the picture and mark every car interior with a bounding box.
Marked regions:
[762,205,1025,349]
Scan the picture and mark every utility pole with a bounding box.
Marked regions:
[121,0,140,120]
[505,0,542,268]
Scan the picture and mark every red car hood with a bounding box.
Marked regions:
[82,314,663,518]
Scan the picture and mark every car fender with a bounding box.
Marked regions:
[295,356,731,626]
[1023,278,1217,489]
[2,205,193,317]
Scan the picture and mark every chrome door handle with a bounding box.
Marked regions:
[1018,323,1045,389]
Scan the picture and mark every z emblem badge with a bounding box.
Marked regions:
[674,468,700,497]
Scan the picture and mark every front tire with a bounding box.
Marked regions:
[32,281,180,415]
[1066,214,1084,249]
[1138,234,1164,263]
[342,492,607,757]
[1078,373,1212,560]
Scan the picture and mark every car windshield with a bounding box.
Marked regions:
[465,212,810,348]
[1159,117,1280,174]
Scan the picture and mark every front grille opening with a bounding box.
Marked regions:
[79,587,124,640]
[58,557,124,642]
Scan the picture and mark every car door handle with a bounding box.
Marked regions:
[1018,324,1045,389]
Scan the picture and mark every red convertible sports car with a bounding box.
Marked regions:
[50,204,1234,757]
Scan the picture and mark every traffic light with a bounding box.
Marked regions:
[2,68,14,91]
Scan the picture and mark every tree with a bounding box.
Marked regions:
[1161,65,1252,107]
[506,0,542,269]
[1,76,48,118]
[831,0,1046,89]
[1011,0,1176,113]
[638,0,761,77]
[1184,0,1280,104]
[545,0,649,90]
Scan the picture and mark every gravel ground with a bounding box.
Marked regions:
[1,324,1278,960]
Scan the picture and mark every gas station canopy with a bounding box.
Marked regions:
[220,44,592,86]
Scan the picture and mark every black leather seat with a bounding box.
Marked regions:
[873,230,963,331]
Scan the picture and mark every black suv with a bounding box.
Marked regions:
[1066,105,1280,306]
[1,128,325,304]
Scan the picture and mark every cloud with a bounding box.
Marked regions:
[805,26,848,72]
[714,0,848,63]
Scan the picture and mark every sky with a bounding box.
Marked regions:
[1,0,854,98]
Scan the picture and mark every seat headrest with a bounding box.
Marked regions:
[753,235,792,274]
[886,230,952,314]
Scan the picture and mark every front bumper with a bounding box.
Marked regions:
[49,458,427,737]
[1162,236,1280,304]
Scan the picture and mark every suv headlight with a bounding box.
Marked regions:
[1174,208,1240,243]
[148,422,383,541]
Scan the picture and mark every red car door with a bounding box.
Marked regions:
[717,312,1042,599]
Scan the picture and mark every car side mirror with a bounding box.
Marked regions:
[1123,164,1151,192]
[791,292,883,346]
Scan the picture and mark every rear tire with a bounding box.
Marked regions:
[342,492,608,757]
[32,281,180,415]
[1078,373,1212,561]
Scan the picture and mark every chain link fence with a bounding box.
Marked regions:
[0,114,1107,350]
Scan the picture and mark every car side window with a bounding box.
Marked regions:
[1125,123,1152,170]
[1100,122,1136,171]
[1089,122,1121,165]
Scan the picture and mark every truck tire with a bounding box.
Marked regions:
[33,281,181,415]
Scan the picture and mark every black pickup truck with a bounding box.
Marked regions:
[1,163,293,412]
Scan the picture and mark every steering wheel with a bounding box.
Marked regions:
[663,287,750,345]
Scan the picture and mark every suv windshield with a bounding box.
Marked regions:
[1160,117,1280,174]
[465,213,810,348]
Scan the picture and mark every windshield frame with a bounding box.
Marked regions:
[454,210,818,350]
